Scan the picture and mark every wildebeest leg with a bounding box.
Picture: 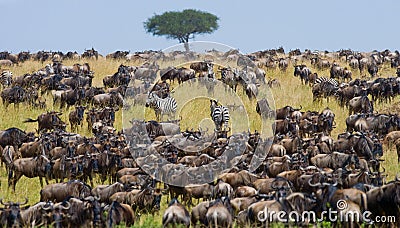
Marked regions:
[397,144,400,163]
[39,176,44,187]
[11,172,22,192]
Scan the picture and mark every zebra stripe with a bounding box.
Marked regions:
[0,71,13,87]
[146,92,177,121]
[210,100,230,130]
[315,77,338,87]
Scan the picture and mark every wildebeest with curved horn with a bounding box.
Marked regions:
[0,198,28,227]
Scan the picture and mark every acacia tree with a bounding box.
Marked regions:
[144,9,219,52]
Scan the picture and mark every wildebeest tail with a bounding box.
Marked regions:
[23,118,38,123]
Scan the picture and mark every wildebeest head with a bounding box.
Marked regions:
[76,106,86,120]
[0,198,28,227]
[271,176,293,198]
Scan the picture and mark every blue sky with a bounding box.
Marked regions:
[1,0,398,54]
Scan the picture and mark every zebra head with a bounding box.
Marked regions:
[145,92,158,107]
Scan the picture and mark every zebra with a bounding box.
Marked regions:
[220,67,240,92]
[210,99,230,131]
[0,70,13,88]
[315,77,339,87]
[145,92,177,121]
[312,77,339,102]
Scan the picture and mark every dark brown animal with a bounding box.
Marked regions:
[8,155,50,191]
[24,111,66,133]
[69,106,86,132]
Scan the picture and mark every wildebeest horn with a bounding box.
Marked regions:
[330,180,338,186]
[60,201,70,210]
[18,197,28,206]
[41,203,53,211]
[396,174,400,182]
[94,196,100,201]
[257,193,269,198]
[308,179,321,187]
[0,198,10,206]
[293,105,302,111]
[84,196,94,202]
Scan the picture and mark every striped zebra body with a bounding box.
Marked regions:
[146,92,177,121]
[210,99,230,131]
[315,77,339,87]
[0,71,13,88]
[312,77,339,102]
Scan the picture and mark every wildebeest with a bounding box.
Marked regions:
[69,106,86,132]
[310,152,360,170]
[8,155,50,191]
[162,198,190,227]
[348,96,373,115]
[294,65,311,84]
[183,183,214,206]
[24,111,66,133]
[366,177,400,225]
[91,182,125,203]
[1,85,27,108]
[1,145,20,173]
[190,61,213,73]
[40,180,92,202]
[145,120,180,139]
[205,197,234,227]
[106,201,135,228]
[59,87,86,109]
[0,127,34,151]
[275,105,302,120]
[92,92,123,108]
[0,59,13,67]
[0,198,28,228]
[256,98,273,119]
[130,187,163,214]
[20,201,54,227]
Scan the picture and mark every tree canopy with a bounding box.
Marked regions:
[144,9,219,51]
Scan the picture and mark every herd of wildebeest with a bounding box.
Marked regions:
[0,47,399,227]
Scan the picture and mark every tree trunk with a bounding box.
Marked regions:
[184,42,189,53]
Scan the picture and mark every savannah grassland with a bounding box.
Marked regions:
[0,54,399,227]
